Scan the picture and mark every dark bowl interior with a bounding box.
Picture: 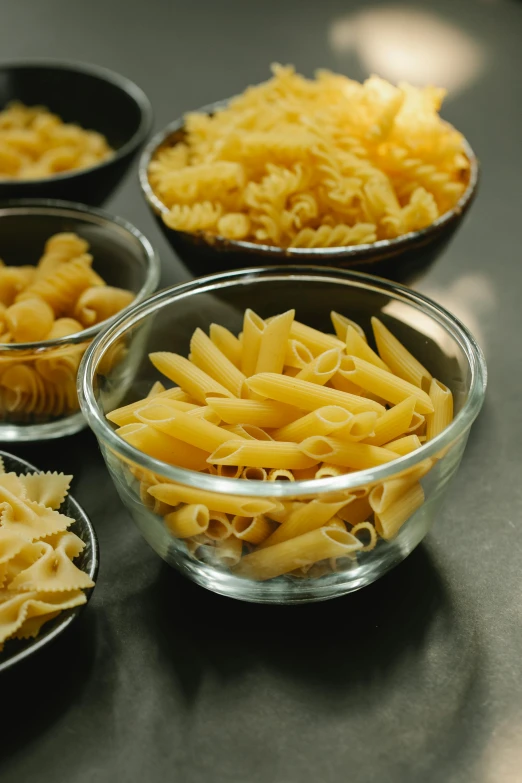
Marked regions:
[0,61,152,205]
[0,450,99,672]
[140,101,479,284]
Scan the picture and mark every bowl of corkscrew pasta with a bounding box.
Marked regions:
[0,60,152,205]
[78,266,487,603]
[0,200,160,441]
[140,65,479,283]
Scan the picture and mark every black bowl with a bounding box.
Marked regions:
[139,100,479,284]
[0,60,152,205]
[0,450,99,672]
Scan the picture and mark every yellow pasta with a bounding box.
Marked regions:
[149,66,469,249]
[0,102,113,181]
[106,308,456,582]
[426,379,454,440]
[330,312,367,343]
[371,317,432,391]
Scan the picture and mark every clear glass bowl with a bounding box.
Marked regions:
[0,200,160,441]
[78,267,487,603]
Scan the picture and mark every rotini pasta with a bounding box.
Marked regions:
[149,65,470,248]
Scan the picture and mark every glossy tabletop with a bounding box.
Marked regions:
[1,1,521,781]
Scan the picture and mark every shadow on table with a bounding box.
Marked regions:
[0,610,98,763]
[140,544,455,701]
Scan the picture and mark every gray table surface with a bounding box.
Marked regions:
[1,1,521,781]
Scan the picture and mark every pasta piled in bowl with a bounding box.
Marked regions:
[141,66,478,282]
[0,61,152,205]
[0,200,160,441]
[78,267,486,603]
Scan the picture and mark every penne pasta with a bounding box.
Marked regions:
[426,378,454,440]
[350,521,378,551]
[149,352,233,401]
[116,423,209,471]
[267,468,294,481]
[206,396,301,428]
[148,483,282,517]
[314,463,346,479]
[164,504,209,538]
[335,411,378,442]
[371,317,432,392]
[190,327,247,397]
[385,434,422,455]
[135,403,242,451]
[209,440,319,469]
[284,339,314,369]
[337,495,373,526]
[330,311,367,342]
[345,326,389,372]
[369,474,420,514]
[246,373,385,415]
[209,323,242,368]
[232,514,274,544]
[234,527,362,581]
[242,467,268,481]
[271,405,354,442]
[241,309,265,377]
[213,536,243,567]
[206,512,234,540]
[259,498,350,547]
[255,309,295,374]
[222,423,273,440]
[295,348,342,385]
[339,356,434,414]
[374,482,425,539]
[217,465,244,478]
[299,436,398,470]
[289,320,345,355]
[105,386,193,426]
[364,396,417,446]
[291,466,319,481]
[186,405,222,424]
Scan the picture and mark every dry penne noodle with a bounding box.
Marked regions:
[295,348,341,385]
[371,317,432,392]
[242,467,268,480]
[259,498,350,547]
[345,326,389,372]
[234,527,362,581]
[351,521,378,551]
[246,373,385,415]
[107,390,196,426]
[209,440,319,469]
[408,412,426,435]
[299,436,398,469]
[190,327,247,397]
[284,339,314,369]
[337,495,373,526]
[374,482,425,539]
[164,504,209,538]
[232,514,274,544]
[209,323,242,368]
[135,402,243,451]
[117,423,209,471]
[363,396,417,446]
[213,536,243,567]
[149,352,233,402]
[335,411,378,442]
[385,434,422,455]
[426,378,454,440]
[330,312,367,342]
[289,320,345,355]
[217,465,244,478]
[255,309,295,374]
[148,483,282,517]
[206,512,234,540]
[314,463,346,479]
[267,468,294,481]
[369,474,421,514]
[271,405,353,441]
[241,308,265,377]
[186,405,222,423]
[223,423,273,440]
[339,356,434,414]
[206,397,301,427]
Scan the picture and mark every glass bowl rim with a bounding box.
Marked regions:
[0,447,99,672]
[78,265,487,498]
[0,198,161,350]
[0,58,153,186]
[139,98,479,259]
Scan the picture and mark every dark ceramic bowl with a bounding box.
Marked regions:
[0,60,152,205]
[139,99,479,283]
[0,450,99,672]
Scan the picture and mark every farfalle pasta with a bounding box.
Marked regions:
[0,102,113,180]
[0,232,134,422]
[0,467,94,649]
[107,309,453,582]
[149,65,470,248]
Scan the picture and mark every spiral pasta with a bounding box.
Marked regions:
[0,102,113,181]
[150,65,470,248]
